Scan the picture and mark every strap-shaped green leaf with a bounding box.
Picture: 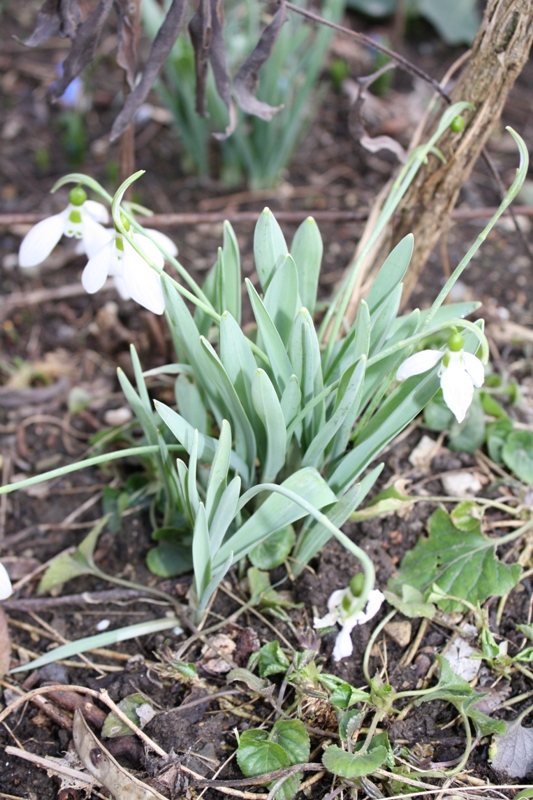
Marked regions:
[366,233,413,316]
[197,337,257,475]
[219,311,261,429]
[291,216,323,317]
[209,475,241,554]
[117,368,158,446]
[192,503,211,600]
[155,401,250,483]
[369,282,403,356]
[213,468,336,569]
[221,221,242,324]
[187,429,200,518]
[130,344,151,409]
[175,373,207,434]
[280,375,302,435]
[252,368,287,483]
[329,368,440,494]
[263,254,300,345]
[288,308,325,443]
[205,420,231,525]
[293,464,383,572]
[303,357,366,469]
[247,279,292,393]
[253,207,288,291]
[324,299,371,385]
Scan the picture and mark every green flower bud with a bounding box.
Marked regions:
[447,331,464,352]
[69,186,87,206]
[450,116,465,133]
[349,574,365,598]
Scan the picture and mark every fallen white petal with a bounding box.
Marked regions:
[313,612,339,630]
[18,210,69,267]
[396,350,442,382]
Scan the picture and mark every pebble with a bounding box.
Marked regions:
[441,471,482,497]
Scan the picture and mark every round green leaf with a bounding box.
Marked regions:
[322,744,388,778]
[502,431,533,483]
[271,720,310,765]
[249,525,296,569]
[237,730,291,777]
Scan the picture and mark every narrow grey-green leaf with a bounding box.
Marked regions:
[366,234,413,316]
[288,308,325,443]
[219,311,261,429]
[253,208,288,291]
[209,475,241,554]
[291,216,323,316]
[247,279,292,393]
[221,221,242,323]
[205,419,232,525]
[252,368,287,483]
[192,503,211,600]
[263,254,300,345]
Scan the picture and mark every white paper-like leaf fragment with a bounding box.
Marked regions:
[491,719,533,778]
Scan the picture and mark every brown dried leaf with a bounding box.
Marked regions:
[110,0,189,140]
[19,0,81,47]
[189,0,235,136]
[115,0,139,90]
[73,710,167,800]
[233,0,287,122]
[0,607,11,678]
[360,133,407,162]
[52,0,115,98]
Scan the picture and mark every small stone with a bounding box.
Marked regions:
[385,620,412,648]
[104,407,133,426]
[409,435,438,467]
[441,471,482,497]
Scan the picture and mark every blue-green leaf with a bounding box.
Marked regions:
[263,255,300,345]
[252,368,287,482]
[366,234,413,316]
[291,216,323,316]
[192,503,211,600]
[221,221,242,323]
[254,208,288,291]
[205,419,232,525]
[247,279,292,393]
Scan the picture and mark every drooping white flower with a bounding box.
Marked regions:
[18,186,110,267]
[0,562,13,601]
[81,226,177,315]
[395,332,485,424]
[314,577,385,662]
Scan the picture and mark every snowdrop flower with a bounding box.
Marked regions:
[81,220,177,315]
[396,331,484,424]
[314,575,385,662]
[0,562,13,601]
[18,186,110,267]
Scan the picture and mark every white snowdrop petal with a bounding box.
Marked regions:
[356,590,385,625]
[396,350,442,381]
[313,612,338,629]
[333,626,354,662]
[327,589,346,613]
[462,352,485,388]
[133,233,165,267]
[84,199,109,224]
[113,274,131,300]
[123,247,165,314]
[82,216,113,259]
[0,562,13,600]
[18,210,69,267]
[81,241,114,293]
[440,359,474,423]
[145,228,178,257]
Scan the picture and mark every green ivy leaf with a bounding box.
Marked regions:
[322,743,388,778]
[249,526,296,569]
[502,431,533,483]
[389,508,521,612]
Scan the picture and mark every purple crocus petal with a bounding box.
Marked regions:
[18,209,70,267]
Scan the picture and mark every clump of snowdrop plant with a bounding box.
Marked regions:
[314,575,385,661]
[5,119,528,662]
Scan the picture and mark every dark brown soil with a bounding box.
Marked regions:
[2,4,533,799]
